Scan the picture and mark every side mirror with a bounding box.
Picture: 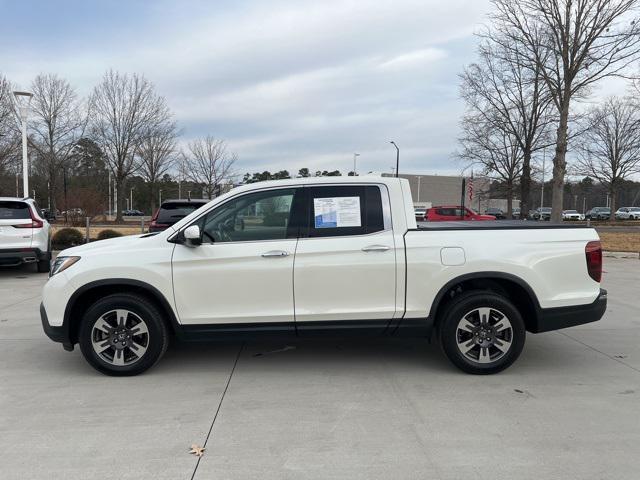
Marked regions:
[183,225,202,246]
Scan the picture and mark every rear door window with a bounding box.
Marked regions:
[304,185,385,238]
[0,201,30,220]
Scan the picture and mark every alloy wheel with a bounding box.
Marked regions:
[91,309,149,366]
[455,307,513,364]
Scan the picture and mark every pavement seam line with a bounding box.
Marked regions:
[557,330,640,374]
[190,342,244,480]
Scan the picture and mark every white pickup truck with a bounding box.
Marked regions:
[41,176,607,376]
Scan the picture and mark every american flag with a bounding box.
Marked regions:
[467,171,474,202]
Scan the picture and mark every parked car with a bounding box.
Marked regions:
[532,207,552,221]
[485,208,506,219]
[123,209,145,216]
[61,207,84,217]
[586,207,611,220]
[0,197,52,272]
[41,176,606,376]
[615,207,640,220]
[511,207,521,219]
[426,206,496,221]
[40,208,58,222]
[149,199,209,232]
[414,207,427,222]
[562,210,584,221]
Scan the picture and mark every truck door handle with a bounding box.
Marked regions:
[362,245,390,252]
[261,250,290,258]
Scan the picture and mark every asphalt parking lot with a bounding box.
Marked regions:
[0,259,638,480]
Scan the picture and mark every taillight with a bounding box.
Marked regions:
[585,241,602,282]
[13,219,43,229]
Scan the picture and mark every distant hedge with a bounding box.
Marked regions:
[52,228,84,250]
[96,229,123,241]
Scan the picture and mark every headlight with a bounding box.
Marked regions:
[50,256,81,277]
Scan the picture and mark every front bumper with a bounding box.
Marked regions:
[40,302,74,351]
[531,289,607,333]
[0,248,49,267]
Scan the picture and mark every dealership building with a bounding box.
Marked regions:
[381,173,519,213]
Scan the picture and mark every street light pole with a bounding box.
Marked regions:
[108,171,112,217]
[130,188,134,211]
[540,148,546,208]
[353,153,360,175]
[390,141,399,178]
[13,91,33,197]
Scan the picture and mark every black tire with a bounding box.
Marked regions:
[438,291,526,375]
[36,257,50,273]
[78,294,169,376]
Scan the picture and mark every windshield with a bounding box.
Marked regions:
[564,210,577,213]
[540,208,552,213]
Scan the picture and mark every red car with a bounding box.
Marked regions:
[426,206,496,222]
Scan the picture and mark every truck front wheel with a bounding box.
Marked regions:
[438,291,526,374]
[78,294,169,376]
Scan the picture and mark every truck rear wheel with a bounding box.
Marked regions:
[438,291,525,374]
[78,294,169,376]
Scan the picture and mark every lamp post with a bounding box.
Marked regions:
[130,188,134,211]
[13,91,33,197]
[108,171,112,217]
[540,148,546,208]
[353,153,360,175]
[390,141,399,178]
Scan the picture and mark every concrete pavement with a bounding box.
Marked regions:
[0,259,638,479]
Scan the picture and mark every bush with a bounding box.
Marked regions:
[52,228,84,250]
[96,229,123,241]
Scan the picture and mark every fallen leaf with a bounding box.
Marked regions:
[189,444,205,457]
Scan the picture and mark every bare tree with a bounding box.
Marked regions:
[29,74,87,211]
[492,0,640,221]
[460,38,555,217]
[576,96,640,217]
[0,74,18,176]
[183,136,236,199]
[137,119,178,212]
[459,111,524,216]
[89,70,171,221]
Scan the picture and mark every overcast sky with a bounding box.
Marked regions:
[0,0,627,178]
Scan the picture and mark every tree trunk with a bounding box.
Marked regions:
[551,99,570,223]
[115,176,124,222]
[48,164,57,213]
[609,183,617,223]
[520,149,532,219]
[149,182,156,214]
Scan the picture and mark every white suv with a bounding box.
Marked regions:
[615,207,640,220]
[0,197,52,272]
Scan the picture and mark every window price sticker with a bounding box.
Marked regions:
[314,197,361,228]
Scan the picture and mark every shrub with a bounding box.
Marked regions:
[96,229,123,241]
[52,228,84,250]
